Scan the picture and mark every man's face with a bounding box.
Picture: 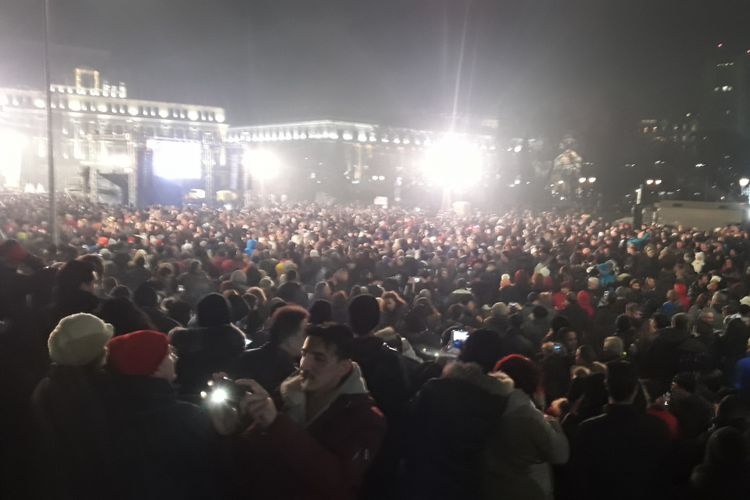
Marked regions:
[299,336,350,393]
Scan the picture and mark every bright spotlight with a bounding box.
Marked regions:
[0,129,28,189]
[740,177,750,188]
[513,144,523,153]
[243,149,281,180]
[578,177,587,183]
[588,177,597,183]
[421,134,482,190]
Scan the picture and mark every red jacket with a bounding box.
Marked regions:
[236,364,386,500]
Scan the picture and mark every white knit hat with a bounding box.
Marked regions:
[48,313,114,366]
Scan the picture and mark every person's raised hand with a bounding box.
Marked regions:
[236,379,278,429]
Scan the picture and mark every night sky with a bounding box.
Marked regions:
[1,0,749,134]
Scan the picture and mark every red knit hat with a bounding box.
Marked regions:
[107,330,170,376]
[0,240,29,267]
[494,354,540,396]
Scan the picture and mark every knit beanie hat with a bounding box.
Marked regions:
[196,293,231,327]
[348,294,381,336]
[107,330,170,376]
[459,329,506,374]
[494,354,540,396]
[48,313,114,366]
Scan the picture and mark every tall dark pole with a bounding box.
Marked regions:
[43,0,58,246]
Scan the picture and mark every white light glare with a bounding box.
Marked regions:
[209,388,229,404]
[740,178,750,188]
[243,149,281,180]
[421,134,483,190]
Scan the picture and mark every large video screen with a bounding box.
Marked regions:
[147,140,202,180]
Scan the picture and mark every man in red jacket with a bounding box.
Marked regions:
[211,323,386,500]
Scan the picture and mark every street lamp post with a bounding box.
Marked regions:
[43,0,58,246]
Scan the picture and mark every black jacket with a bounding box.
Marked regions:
[573,404,671,500]
[405,363,512,500]
[31,365,114,500]
[640,327,706,391]
[169,324,246,397]
[350,335,412,500]
[107,376,220,500]
[228,342,297,395]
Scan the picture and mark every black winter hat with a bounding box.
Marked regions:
[348,294,380,336]
[196,293,231,327]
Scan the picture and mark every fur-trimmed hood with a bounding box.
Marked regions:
[280,362,369,427]
[442,361,515,397]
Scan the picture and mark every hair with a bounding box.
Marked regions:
[576,344,597,366]
[606,360,638,402]
[308,299,333,325]
[246,287,267,306]
[196,293,231,327]
[615,314,632,333]
[269,305,309,345]
[603,336,625,356]
[56,259,96,294]
[348,294,380,336]
[109,285,132,300]
[671,312,690,331]
[447,303,464,321]
[651,312,671,330]
[163,298,192,326]
[550,315,571,334]
[381,291,406,310]
[532,305,549,319]
[98,297,156,336]
[76,254,104,277]
[306,323,354,360]
[494,354,540,396]
[459,329,506,374]
[133,284,159,308]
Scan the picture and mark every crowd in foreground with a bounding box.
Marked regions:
[1,194,750,500]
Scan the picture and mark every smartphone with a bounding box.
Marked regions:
[203,377,247,405]
[452,329,469,343]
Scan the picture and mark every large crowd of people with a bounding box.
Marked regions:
[2,193,750,500]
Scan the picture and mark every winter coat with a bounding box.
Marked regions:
[483,389,569,500]
[228,342,297,395]
[350,335,412,499]
[572,404,671,500]
[106,376,220,500]
[31,365,114,500]
[639,327,706,394]
[405,362,513,500]
[236,363,386,500]
[169,323,246,397]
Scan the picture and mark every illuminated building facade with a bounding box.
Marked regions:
[0,68,226,205]
[225,120,497,205]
